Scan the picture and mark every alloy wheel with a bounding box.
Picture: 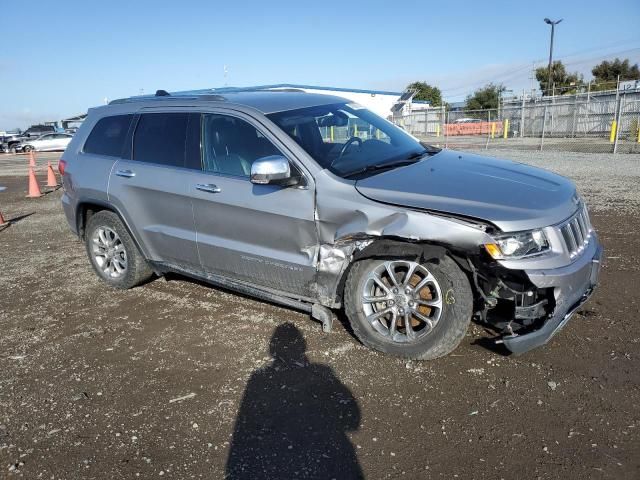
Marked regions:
[361,260,443,343]
[91,226,128,279]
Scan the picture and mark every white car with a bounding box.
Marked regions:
[20,133,73,152]
[453,118,482,124]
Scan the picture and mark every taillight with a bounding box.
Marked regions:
[58,159,67,175]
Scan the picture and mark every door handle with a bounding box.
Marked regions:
[115,169,135,178]
[195,183,221,193]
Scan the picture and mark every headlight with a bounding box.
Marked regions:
[484,230,549,260]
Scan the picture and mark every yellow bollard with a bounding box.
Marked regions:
[354,123,358,137]
[330,126,334,142]
[436,124,440,137]
[610,121,617,143]
[491,122,496,139]
[503,119,509,139]
[637,125,640,143]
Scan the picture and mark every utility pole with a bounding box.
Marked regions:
[544,18,563,96]
[529,62,536,97]
[520,89,526,138]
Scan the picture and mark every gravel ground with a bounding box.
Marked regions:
[420,135,640,154]
[0,152,639,479]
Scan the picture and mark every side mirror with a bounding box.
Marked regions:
[250,155,295,186]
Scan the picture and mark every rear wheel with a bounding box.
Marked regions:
[344,255,472,360]
[85,211,153,289]
[22,145,33,153]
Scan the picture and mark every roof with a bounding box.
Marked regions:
[109,89,353,114]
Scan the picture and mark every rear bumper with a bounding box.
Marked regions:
[501,236,603,354]
[61,191,79,236]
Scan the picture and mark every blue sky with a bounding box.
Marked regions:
[1,0,639,130]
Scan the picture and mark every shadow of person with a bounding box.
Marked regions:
[225,323,364,479]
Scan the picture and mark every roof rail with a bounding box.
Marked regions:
[108,93,227,105]
[263,88,306,93]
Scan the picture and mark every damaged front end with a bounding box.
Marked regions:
[313,238,374,306]
[468,257,556,338]
[311,171,602,355]
[468,236,603,355]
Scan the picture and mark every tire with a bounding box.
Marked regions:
[22,145,32,153]
[344,255,473,360]
[85,210,153,289]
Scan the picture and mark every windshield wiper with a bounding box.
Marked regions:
[343,151,429,179]
[405,150,430,160]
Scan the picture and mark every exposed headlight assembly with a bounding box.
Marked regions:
[484,230,549,260]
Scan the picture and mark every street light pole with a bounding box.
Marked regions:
[544,18,563,96]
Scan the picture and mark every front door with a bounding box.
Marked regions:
[108,111,201,269]
[191,112,318,297]
[36,134,56,151]
[52,134,71,150]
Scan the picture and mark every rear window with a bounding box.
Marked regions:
[84,114,133,157]
[133,113,191,167]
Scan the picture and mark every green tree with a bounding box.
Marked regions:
[465,83,505,110]
[535,61,583,95]
[591,58,640,91]
[406,81,443,107]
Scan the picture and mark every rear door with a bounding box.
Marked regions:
[190,111,318,297]
[108,111,201,269]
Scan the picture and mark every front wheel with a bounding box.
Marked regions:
[344,255,473,360]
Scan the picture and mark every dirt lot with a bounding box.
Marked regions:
[1,152,639,479]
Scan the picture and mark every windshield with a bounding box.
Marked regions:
[267,102,436,178]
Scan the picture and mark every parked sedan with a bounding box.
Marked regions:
[18,133,73,152]
[453,117,482,124]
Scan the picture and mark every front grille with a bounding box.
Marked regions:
[559,206,592,258]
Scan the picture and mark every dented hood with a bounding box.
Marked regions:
[355,150,578,232]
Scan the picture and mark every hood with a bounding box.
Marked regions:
[355,150,578,232]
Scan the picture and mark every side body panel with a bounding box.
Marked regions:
[107,159,201,268]
[106,111,200,268]
[60,113,120,235]
[191,108,319,297]
[192,177,318,297]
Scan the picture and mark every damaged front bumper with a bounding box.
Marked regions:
[500,236,603,354]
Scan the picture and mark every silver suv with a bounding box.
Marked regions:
[60,90,602,359]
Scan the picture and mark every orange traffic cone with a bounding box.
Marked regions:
[46,161,59,188]
[0,209,8,227]
[28,150,36,167]
[27,166,43,198]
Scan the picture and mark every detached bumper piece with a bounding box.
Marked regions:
[500,242,603,355]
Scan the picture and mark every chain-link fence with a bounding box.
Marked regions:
[394,90,640,154]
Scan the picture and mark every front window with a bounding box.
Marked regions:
[201,114,282,178]
[268,102,435,178]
